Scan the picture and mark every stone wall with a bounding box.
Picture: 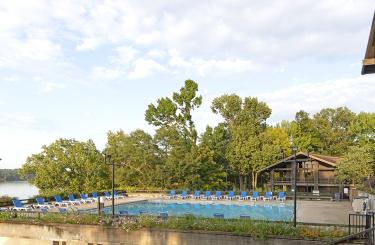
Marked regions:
[0,222,324,245]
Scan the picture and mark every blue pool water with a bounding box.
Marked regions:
[98,201,293,221]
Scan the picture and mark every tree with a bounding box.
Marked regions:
[105,129,163,189]
[212,95,272,190]
[145,79,202,144]
[252,127,291,188]
[335,146,374,185]
[350,112,375,148]
[19,139,110,196]
[200,124,230,170]
[187,145,227,190]
[313,107,355,155]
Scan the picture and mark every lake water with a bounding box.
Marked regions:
[0,181,39,199]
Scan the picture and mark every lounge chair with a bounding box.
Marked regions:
[104,191,114,200]
[58,207,68,214]
[12,199,32,211]
[191,190,201,199]
[250,191,259,201]
[80,194,94,203]
[239,191,250,200]
[91,192,99,201]
[114,191,125,199]
[166,190,176,199]
[179,190,188,199]
[225,191,235,200]
[35,197,54,209]
[54,195,70,207]
[201,191,211,200]
[159,212,168,220]
[212,191,223,200]
[263,192,272,201]
[68,194,82,205]
[119,210,129,217]
[277,192,286,202]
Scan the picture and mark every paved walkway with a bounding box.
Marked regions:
[296,200,352,224]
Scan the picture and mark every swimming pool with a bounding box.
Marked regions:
[98,201,293,221]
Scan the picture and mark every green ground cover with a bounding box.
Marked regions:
[0,211,346,241]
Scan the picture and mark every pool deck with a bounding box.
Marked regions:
[70,193,352,225]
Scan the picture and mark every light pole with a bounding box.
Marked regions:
[104,153,119,218]
[291,146,298,227]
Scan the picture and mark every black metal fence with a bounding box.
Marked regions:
[348,212,375,242]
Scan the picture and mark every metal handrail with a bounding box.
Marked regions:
[329,226,375,244]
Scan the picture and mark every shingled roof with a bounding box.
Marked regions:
[362,11,375,75]
[257,152,342,173]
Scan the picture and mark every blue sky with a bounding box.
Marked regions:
[1,0,374,168]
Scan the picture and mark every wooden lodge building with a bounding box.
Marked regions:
[258,152,350,198]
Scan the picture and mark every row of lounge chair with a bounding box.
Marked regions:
[10,191,126,211]
[166,190,286,202]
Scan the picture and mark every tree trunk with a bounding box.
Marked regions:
[239,173,244,191]
[251,172,255,190]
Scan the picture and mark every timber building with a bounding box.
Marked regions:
[258,152,350,197]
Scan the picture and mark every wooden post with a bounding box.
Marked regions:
[314,161,319,191]
[270,170,274,191]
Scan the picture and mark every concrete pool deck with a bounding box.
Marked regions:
[69,193,352,225]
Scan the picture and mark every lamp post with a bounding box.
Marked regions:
[291,146,298,227]
[104,154,115,217]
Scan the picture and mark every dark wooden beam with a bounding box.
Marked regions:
[362,11,375,75]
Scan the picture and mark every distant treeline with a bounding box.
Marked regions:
[0,169,22,182]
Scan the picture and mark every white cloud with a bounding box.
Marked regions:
[168,49,259,75]
[256,76,375,123]
[128,58,166,80]
[0,113,37,128]
[40,82,66,93]
[111,46,138,65]
[91,66,124,81]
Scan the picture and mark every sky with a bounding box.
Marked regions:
[0,0,374,169]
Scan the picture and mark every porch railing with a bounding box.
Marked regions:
[273,177,340,185]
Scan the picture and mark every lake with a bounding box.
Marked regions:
[0,181,39,199]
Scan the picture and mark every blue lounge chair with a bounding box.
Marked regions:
[250,191,259,201]
[277,192,286,202]
[225,191,235,200]
[58,207,68,214]
[114,191,125,199]
[91,192,99,200]
[159,212,168,220]
[179,190,188,199]
[12,199,32,211]
[54,195,69,207]
[104,191,112,200]
[119,210,129,216]
[86,192,97,202]
[239,191,250,200]
[35,197,54,209]
[192,190,200,199]
[201,191,211,200]
[212,191,223,200]
[68,194,82,205]
[166,190,176,199]
[263,192,272,201]
[214,213,224,218]
[80,194,94,203]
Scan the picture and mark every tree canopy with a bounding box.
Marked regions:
[20,80,375,193]
[19,139,110,196]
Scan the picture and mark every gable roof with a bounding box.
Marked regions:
[362,11,375,75]
[257,152,342,173]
